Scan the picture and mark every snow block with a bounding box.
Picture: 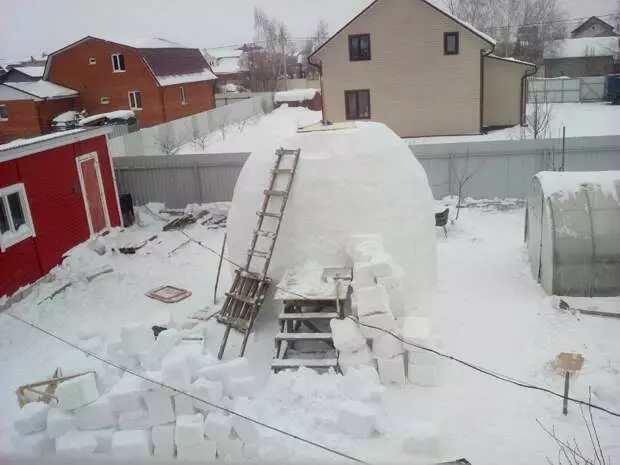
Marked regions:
[165,343,205,378]
[371,331,403,359]
[177,438,216,461]
[377,355,406,385]
[120,322,154,355]
[228,376,258,398]
[359,311,397,339]
[407,347,437,366]
[140,370,164,391]
[175,413,205,446]
[111,429,152,458]
[173,393,195,416]
[352,261,375,288]
[346,234,383,261]
[339,346,374,374]
[118,408,150,430]
[231,398,258,445]
[137,351,161,371]
[370,252,394,278]
[14,401,49,435]
[196,357,250,383]
[153,328,182,360]
[377,275,407,318]
[92,428,117,454]
[203,412,232,442]
[355,286,390,318]
[79,336,105,356]
[108,374,144,412]
[161,354,191,391]
[106,343,138,370]
[47,408,77,439]
[190,378,224,412]
[143,390,174,426]
[342,366,385,401]
[401,316,431,346]
[408,364,438,387]
[11,431,54,457]
[218,438,244,461]
[56,430,97,457]
[402,422,440,457]
[337,401,376,438]
[75,395,117,430]
[56,373,100,411]
[349,238,385,262]
[152,424,175,458]
[329,318,366,353]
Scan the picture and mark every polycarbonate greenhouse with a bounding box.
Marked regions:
[525,171,620,297]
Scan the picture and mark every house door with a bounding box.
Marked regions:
[77,153,110,235]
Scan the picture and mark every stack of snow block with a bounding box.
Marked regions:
[329,318,372,374]
[402,317,437,387]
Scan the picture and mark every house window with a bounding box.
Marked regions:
[128,90,142,110]
[0,183,35,252]
[181,86,187,104]
[0,105,7,121]
[111,53,126,72]
[349,34,371,61]
[345,89,371,119]
[89,57,96,65]
[444,32,459,55]
[100,97,110,104]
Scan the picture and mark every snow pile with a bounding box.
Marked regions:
[52,110,79,124]
[79,110,136,126]
[275,88,319,103]
[536,170,620,203]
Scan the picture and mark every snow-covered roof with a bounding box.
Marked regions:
[211,56,247,75]
[205,47,244,59]
[544,37,620,59]
[156,68,217,86]
[275,88,320,103]
[97,37,188,49]
[79,110,136,126]
[11,66,45,78]
[53,110,79,123]
[3,80,78,99]
[486,54,535,67]
[536,171,620,202]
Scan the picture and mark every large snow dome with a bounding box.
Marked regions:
[227,121,437,313]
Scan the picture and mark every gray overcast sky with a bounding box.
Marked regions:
[1,0,617,60]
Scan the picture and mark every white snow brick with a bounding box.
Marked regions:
[402,422,440,457]
[111,429,152,458]
[152,424,175,458]
[173,393,196,416]
[161,354,191,391]
[46,408,77,439]
[118,408,150,430]
[339,345,374,374]
[92,428,117,454]
[143,390,174,426]
[140,370,164,391]
[370,252,394,278]
[346,234,382,261]
[165,343,205,378]
[231,398,258,445]
[56,373,99,411]
[121,322,154,355]
[349,237,384,262]
[177,438,217,461]
[79,336,105,356]
[407,347,437,366]
[203,412,232,442]
[175,413,205,446]
[196,357,250,383]
[342,366,385,401]
[377,355,406,385]
[56,430,97,457]
[228,376,258,398]
[11,431,54,457]
[352,261,375,288]
[337,401,376,438]
[355,286,390,318]
[190,378,224,412]
[108,374,144,412]
[14,401,49,435]
[359,311,397,339]
[153,328,182,360]
[401,317,431,346]
[217,438,244,461]
[137,351,161,371]
[372,331,403,359]
[377,275,407,318]
[329,318,366,353]
[408,364,438,387]
[75,395,117,430]
[106,344,138,370]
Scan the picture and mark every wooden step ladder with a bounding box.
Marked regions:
[217,147,301,360]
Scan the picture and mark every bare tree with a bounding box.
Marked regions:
[527,85,553,139]
[153,127,186,155]
[449,151,486,220]
[302,20,329,79]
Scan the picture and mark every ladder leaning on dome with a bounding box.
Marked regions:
[216,147,301,360]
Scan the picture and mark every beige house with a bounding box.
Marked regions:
[308,0,536,138]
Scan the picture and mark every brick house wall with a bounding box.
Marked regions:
[36,98,78,133]
[0,100,41,142]
[162,80,215,122]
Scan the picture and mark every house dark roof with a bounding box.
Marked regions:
[571,16,618,36]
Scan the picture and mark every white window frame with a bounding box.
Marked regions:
[75,153,111,236]
[111,53,126,73]
[0,104,8,121]
[0,183,35,252]
[89,57,96,65]
[100,97,110,104]
[128,90,142,110]
[180,86,187,105]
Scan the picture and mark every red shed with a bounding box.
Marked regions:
[0,128,121,298]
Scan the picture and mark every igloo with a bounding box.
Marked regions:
[226,121,437,315]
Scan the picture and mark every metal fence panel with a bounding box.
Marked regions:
[528,76,606,103]
[580,76,606,102]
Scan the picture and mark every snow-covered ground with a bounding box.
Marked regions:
[1,204,618,463]
[409,102,620,145]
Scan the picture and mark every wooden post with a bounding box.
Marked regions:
[213,233,227,305]
[562,371,570,415]
[561,126,566,171]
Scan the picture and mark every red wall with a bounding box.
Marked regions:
[0,135,120,298]
[162,81,215,122]
[0,98,77,144]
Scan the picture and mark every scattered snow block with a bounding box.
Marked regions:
[14,401,49,435]
[196,357,250,383]
[111,429,151,458]
[75,395,117,430]
[408,364,438,387]
[372,331,403,359]
[401,317,431,346]
[342,365,385,401]
[56,430,97,457]
[137,351,161,371]
[118,408,150,430]
[407,347,437,366]
[152,424,175,458]
[190,378,224,412]
[165,343,205,378]
[143,390,174,426]
[359,311,397,339]
[352,261,375,288]
[79,336,105,356]
[175,413,205,446]
[377,355,406,385]
[106,342,138,370]
[337,401,376,438]
[174,393,196,416]
[370,252,394,278]
[153,328,182,360]
[11,431,54,457]
[350,238,385,262]
[177,438,216,461]
[339,346,374,374]
[377,275,407,318]
[56,373,99,411]
[47,407,77,439]
[92,428,117,454]
[329,318,366,352]
[161,354,191,391]
[140,370,164,391]
[402,422,440,457]
[228,376,258,398]
[231,398,258,445]
[355,286,390,318]
[346,234,382,261]
[217,438,244,461]
[108,374,144,412]
[203,412,232,442]
[120,322,154,355]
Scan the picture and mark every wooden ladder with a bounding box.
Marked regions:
[217,147,301,360]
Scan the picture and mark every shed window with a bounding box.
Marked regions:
[345,89,371,119]
[0,105,7,121]
[111,53,126,72]
[89,57,96,65]
[349,34,371,61]
[181,86,187,104]
[444,32,459,55]
[128,90,142,110]
[100,97,110,104]
[0,183,35,251]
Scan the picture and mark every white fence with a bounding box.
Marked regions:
[528,76,606,103]
[108,93,274,157]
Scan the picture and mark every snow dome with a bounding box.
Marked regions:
[227,121,437,314]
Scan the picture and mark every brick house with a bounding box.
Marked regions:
[44,37,217,128]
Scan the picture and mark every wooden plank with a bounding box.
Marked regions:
[275,332,333,340]
[271,358,338,369]
[278,312,339,320]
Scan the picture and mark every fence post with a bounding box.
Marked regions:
[448,154,453,197]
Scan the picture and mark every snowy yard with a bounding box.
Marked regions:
[1,204,618,463]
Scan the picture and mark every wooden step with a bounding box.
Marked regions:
[225,292,256,305]
[275,332,333,341]
[277,149,300,156]
[278,312,339,320]
[248,249,271,258]
[272,168,295,175]
[264,189,288,197]
[257,211,281,219]
[254,229,276,238]
[271,358,338,370]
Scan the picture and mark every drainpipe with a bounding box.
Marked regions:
[307,55,325,122]
[521,64,538,126]
[480,45,495,133]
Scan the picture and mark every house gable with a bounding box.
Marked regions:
[571,16,618,38]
